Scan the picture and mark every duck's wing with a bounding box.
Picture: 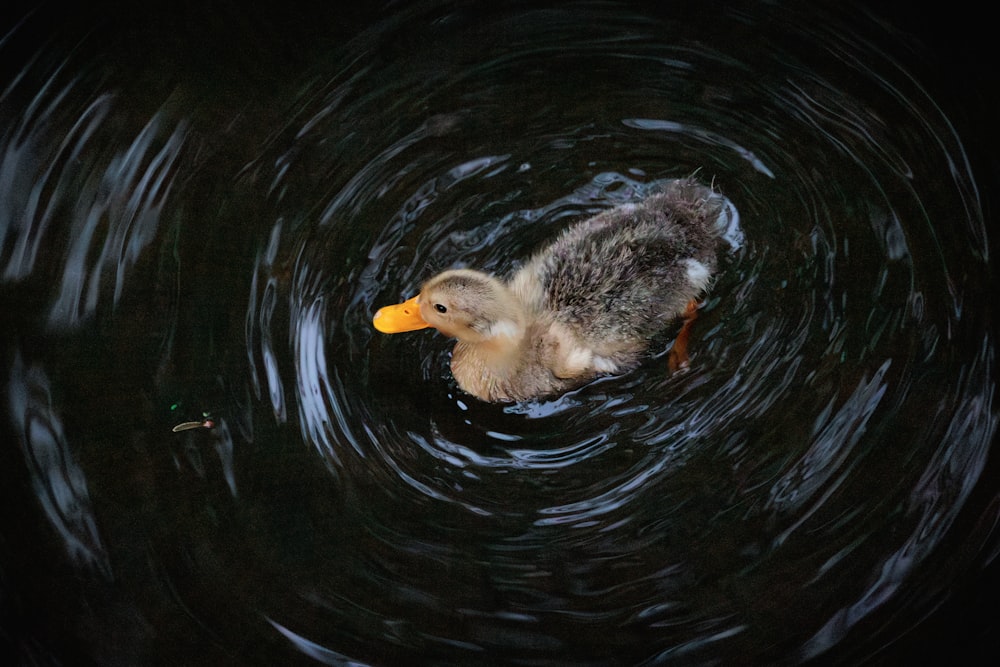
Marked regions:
[540,222,705,336]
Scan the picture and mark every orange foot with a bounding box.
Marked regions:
[668,299,700,373]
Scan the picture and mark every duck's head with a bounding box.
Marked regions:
[373,269,524,344]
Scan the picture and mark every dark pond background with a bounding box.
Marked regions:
[2,1,998,665]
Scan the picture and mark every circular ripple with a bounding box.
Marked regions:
[234,5,999,663]
[2,2,994,665]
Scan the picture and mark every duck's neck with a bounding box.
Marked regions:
[465,321,526,367]
[451,325,527,401]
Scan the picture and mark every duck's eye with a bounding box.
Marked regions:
[434,303,448,313]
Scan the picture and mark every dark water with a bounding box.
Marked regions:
[2,1,998,665]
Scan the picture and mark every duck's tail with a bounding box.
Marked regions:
[662,176,744,251]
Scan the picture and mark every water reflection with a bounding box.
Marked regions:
[1,1,996,665]
[8,353,112,577]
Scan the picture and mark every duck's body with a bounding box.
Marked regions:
[374,178,728,402]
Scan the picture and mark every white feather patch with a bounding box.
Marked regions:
[563,346,594,372]
[683,258,711,290]
[488,319,521,339]
[591,355,621,373]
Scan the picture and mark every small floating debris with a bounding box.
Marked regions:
[171,418,215,433]
[170,404,215,432]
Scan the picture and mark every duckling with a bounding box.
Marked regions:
[373,178,728,402]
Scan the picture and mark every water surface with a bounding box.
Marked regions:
[2,1,997,665]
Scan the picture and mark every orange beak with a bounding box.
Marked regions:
[372,295,430,333]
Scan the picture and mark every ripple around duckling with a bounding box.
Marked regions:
[2,1,996,665]
[256,3,996,655]
[269,5,993,660]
